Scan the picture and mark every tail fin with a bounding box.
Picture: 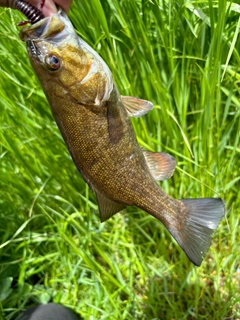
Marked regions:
[170,198,225,266]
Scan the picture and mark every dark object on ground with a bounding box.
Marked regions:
[16,303,79,320]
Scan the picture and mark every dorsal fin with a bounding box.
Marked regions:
[143,151,176,180]
[121,96,153,118]
[95,190,126,222]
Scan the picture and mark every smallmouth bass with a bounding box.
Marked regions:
[17,9,224,266]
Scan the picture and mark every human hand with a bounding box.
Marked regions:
[28,0,73,16]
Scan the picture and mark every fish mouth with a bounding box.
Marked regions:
[19,15,59,59]
[19,15,52,42]
[19,8,77,60]
[19,9,69,43]
[19,9,72,61]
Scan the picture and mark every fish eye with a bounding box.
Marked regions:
[45,53,61,71]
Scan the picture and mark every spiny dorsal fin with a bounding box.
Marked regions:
[143,151,176,180]
[95,190,126,222]
[121,96,154,118]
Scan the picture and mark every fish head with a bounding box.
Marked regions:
[19,9,113,106]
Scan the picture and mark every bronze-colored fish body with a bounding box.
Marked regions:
[19,9,225,266]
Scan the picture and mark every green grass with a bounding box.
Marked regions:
[0,0,239,319]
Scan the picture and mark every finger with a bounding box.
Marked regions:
[54,0,72,13]
[41,2,58,16]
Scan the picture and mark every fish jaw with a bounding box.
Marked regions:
[19,9,113,106]
[19,9,77,54]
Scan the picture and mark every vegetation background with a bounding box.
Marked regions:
[0,0,239,319]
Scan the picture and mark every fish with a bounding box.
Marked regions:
[16,8,225,266]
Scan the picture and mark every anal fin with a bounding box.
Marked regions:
[95,190,126,222]
[143,151,176,180]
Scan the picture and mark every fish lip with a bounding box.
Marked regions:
[19,8,71,43]
[19,16,51,42]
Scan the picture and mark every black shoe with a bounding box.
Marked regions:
[16,303,79,320]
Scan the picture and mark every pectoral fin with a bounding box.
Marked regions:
[95,190,126,222]
[122,96,154,118]
[143,151,176,180]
